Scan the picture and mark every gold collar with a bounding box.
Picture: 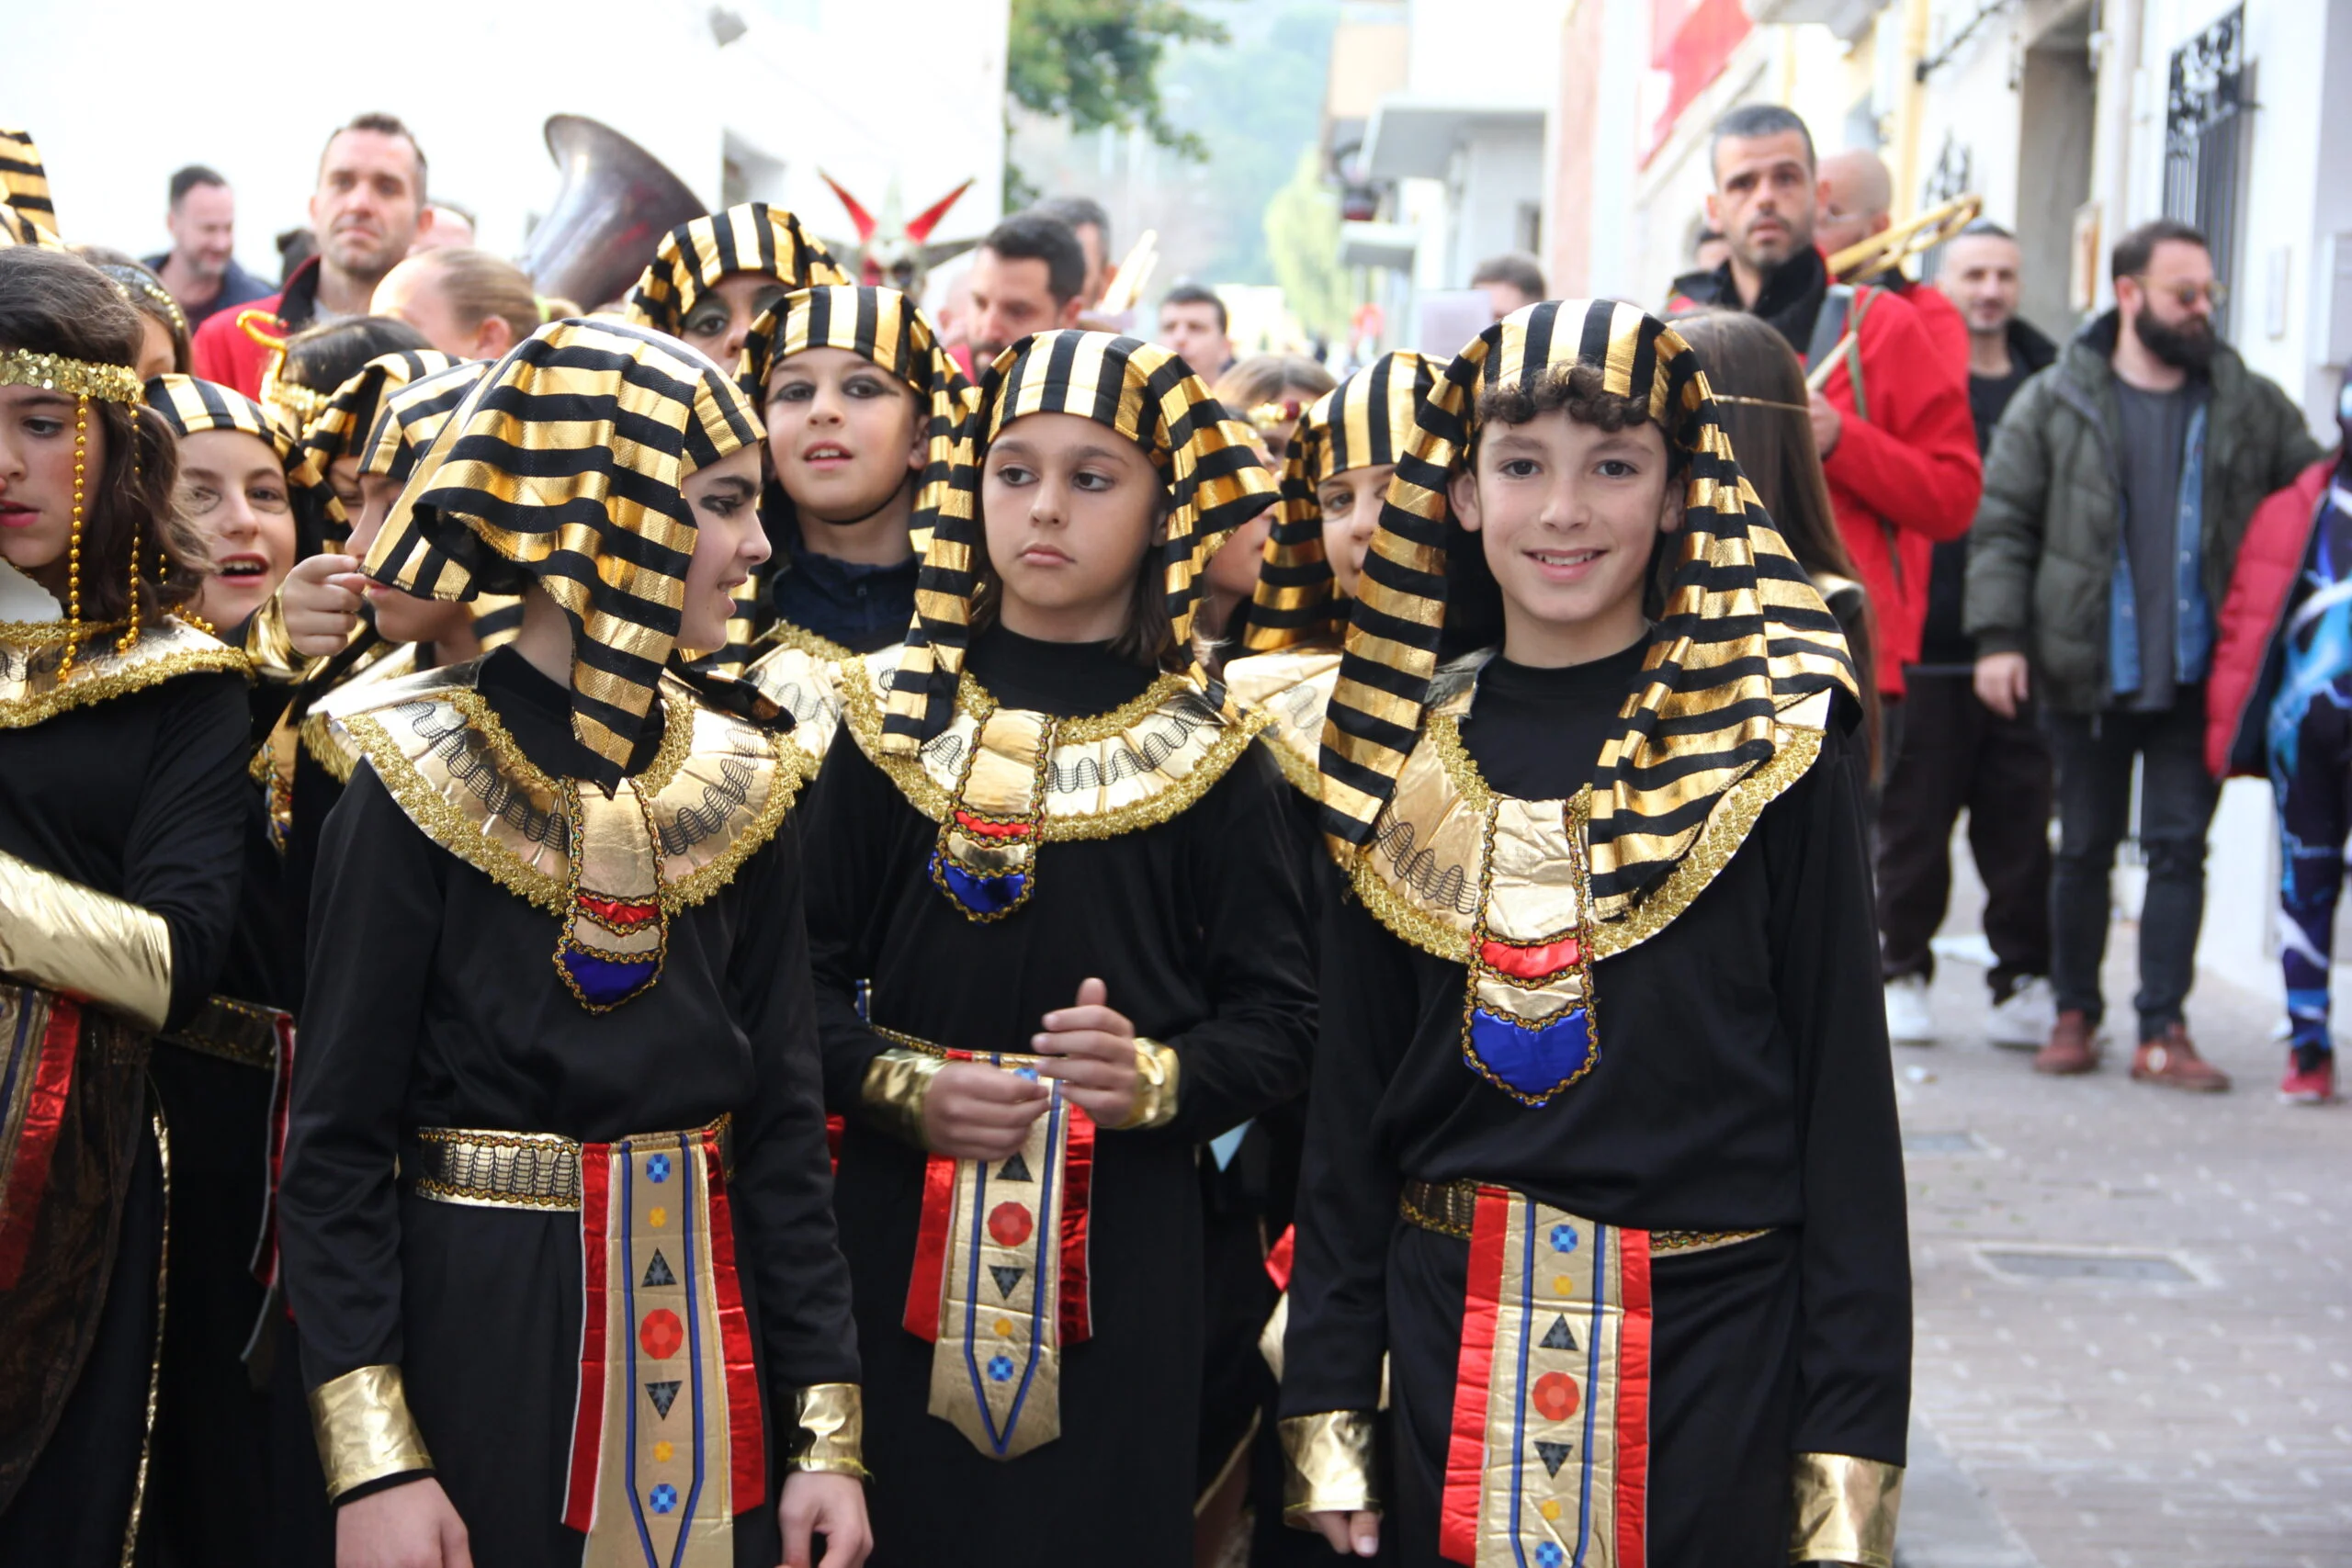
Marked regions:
[299,641,424,784]
[741,620,858,770]
[0,618,249,728]
[841,646,1271,841]
[1222,643,1341,800]
[323,661,799,918]
[1350,677,1831,963]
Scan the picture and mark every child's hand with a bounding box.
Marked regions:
[336,1476,472,1567]
[1035,976,1140,1127]
[1301,1508,1381,1558]
[283,553,367,657]
[920,1061,1049,1160]
[776,1469,871,1568]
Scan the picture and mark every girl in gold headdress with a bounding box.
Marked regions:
[277,319,868,1568]
[1279,301,1906,1568]
[627,204,852,370]
[802,329,1316,1565]
[0,246,253,1566]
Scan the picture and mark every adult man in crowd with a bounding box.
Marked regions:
[964,211,1088,372]
[191,112,428,396]
[411,200,478,254]
[1678,103,1982,769]
[1032,194,1114,311]
[1815,147,1969,367]
[1157,281,1233,379]
[1470,251,1546,321]
[144,166,272,328]
[1967,219,2325,1089]
[1879,220,2061,1047]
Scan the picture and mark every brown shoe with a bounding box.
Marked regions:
[2131,1023,2231,1092]
[2035,1010,2101,1075]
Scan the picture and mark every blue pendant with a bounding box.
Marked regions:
[932,850,1029,918]
[1465,1005,1595,1104]
[561,948,661,1010]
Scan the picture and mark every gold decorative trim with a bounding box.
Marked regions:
[1788,1452,1904,1568]
[0,621,248,729]
[120,1098,169,1568]
[859,1046,948,1149]
[1116,1038,1182,1131]
[756,617,856,663]
[1398,1178,1770,1254]
[841,651,1272,843]
[242,593,311,685]
[786,1382,868,1478]
[1279,1410,1379,1519]
[0,849,174,1032]
[160,994,285,1071]
[0,346,146,405]
[405,1115,732,1212]
[309,1364,433,1503]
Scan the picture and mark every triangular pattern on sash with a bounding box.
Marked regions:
[642,1249,677,1289]
[996,1152,1032,1182]
[989,1264,1025,1301]
[645,1380,682,1419]
[1536,1440,1575,1478]
[1540,1314,1578,1352]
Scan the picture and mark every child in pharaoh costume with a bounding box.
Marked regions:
[275,319,869,1568]
[1280,301,1910,1568]
[735,285,971,764]
[803,330,1317,1565]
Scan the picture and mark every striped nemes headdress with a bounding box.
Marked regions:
[625,204,851,335]
[362,319,764,791]
[738,283,974,537]
[147,374,335,522]
[880,330,1277,753]
[1318,299,1860,918]
[358,358,492,485]
[295,349,462,488]
[0,130,59,240]
[1242,350,1436,654]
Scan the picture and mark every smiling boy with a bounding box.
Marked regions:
[1280,301,1909,1567]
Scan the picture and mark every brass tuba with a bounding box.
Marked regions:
[1827,193,1984,285]
[517,115,706,312]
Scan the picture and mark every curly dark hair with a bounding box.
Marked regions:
[1476,361,1668,441]
[0,247,200,623]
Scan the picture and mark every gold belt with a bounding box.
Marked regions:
[407,1112,733,1212]
[161,994,287,1071]
[1397,1177,1771,1256]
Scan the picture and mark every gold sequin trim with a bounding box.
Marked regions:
[0,623,248,728]
[757,617,856,663]
[0,347,145,405]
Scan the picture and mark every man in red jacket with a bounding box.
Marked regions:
[1815,148,1971,372]
[191,112,427,397]
[1670,106,1984,755]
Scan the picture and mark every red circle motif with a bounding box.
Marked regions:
[988,1201,1035,1247]
[639,1308,685,1361]
[1530,1371,1580,1423]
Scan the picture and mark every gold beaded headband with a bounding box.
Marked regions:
[97,265,190,340]
[0,346,147,405]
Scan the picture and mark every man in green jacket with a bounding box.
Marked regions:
[1965,218,2324,1089]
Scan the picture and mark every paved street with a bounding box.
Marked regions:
[1894,860,2352,1567]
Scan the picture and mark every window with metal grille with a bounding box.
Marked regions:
[2163,5,2248,338]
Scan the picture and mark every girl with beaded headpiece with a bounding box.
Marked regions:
[277,317,869,1568]
[731,284,972,755]
[0,245,254,1561]
[626,203,852,369]
[1277,300,1907,1568]
[801,328,1317,1565]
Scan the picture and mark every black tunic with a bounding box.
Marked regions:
[805,628,1317,1568]
[277,649,856,1565]
[1282,650,1910,1567]
[0,663,251,1567]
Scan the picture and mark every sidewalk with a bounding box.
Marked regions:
[1894,869,2352,1566]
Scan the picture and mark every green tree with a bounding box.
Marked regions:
[1264,147,1349,339]
[1006,0,1227,204]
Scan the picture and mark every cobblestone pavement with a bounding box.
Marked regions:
[1894,879,2352,1566]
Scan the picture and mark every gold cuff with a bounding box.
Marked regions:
[0,850,173,1032]
[308,1364,434,1502]
[1788,1451,1904,1568]
[786,1382,868,1478]
[1280,1410,1379,1519]
[243,590,313,683]
[1115,1037,1181,1131]
[860,1046,947,1148]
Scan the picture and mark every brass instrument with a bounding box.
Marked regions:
[1826,193,1984,285]
[516,115,706,312]
[1093,229,1159,317]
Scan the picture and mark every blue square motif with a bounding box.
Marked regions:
[646,1154,672,1183]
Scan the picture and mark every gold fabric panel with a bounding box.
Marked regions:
[0,851,173,1032]
[1788,1452,1905,1568]
[787,1383,868,1478]
[1116,1039,1181,1131]
[741,623,854,772]
[1279,1410,1379,1518]
[1223,646,1341,802]
[0,619,246,729]
[297,642,422,785]
[309,1363,433,1502]
[859,1048,948,1148]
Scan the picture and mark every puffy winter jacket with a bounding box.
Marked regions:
[2206,459,2338,776]
[1962,311,2326,715]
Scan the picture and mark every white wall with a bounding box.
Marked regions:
[12,0,1005,277]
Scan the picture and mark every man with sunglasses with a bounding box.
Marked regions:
[1967,218,2325,1090]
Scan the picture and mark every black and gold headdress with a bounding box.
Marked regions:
[1319,299,1858,918]
[0,130,59,240]
[362,319,764,792]
[881,330,1276,753]
[357,358,492,485]
[1242,349,1435,653]
[624,204,850,335]
[295,349,462,487]
[147,373,333,513]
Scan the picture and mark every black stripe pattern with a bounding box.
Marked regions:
[879,330,1277,753]
[0,129,57,234]
[361,320,764,791]
[624,204,851,335]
